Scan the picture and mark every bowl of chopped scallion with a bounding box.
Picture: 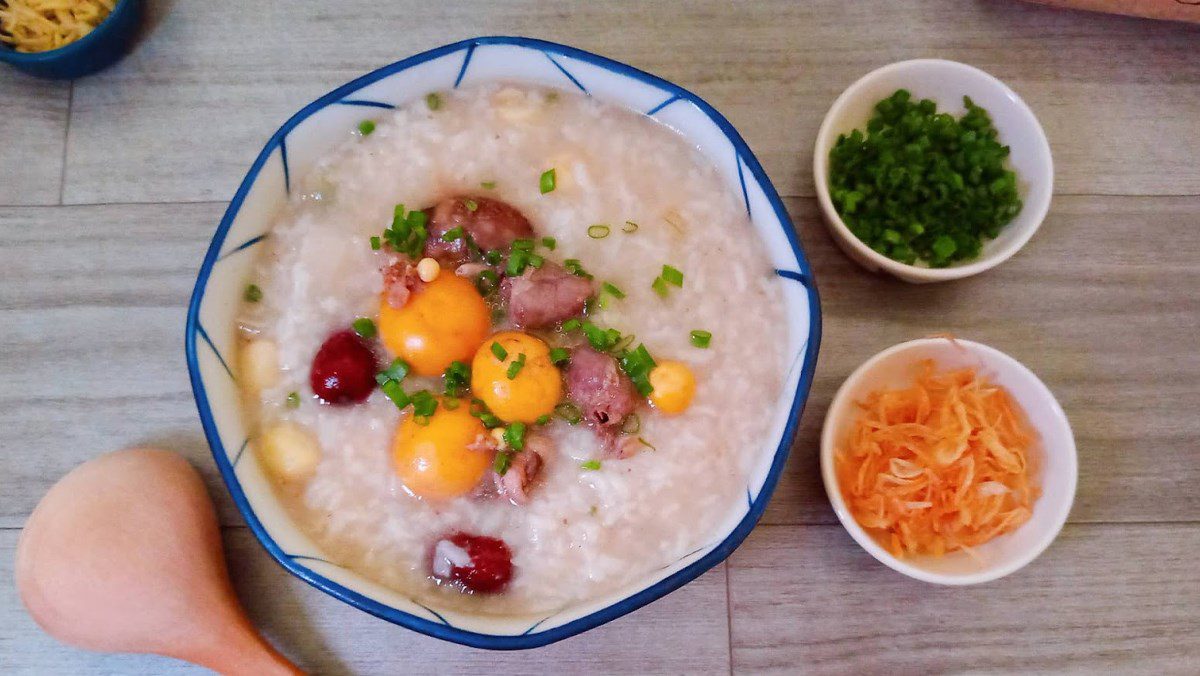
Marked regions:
[814,59,1053,283]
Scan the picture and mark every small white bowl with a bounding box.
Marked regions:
[820,338,1077,585]
[813,59,1054,283]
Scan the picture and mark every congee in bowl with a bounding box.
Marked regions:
[235,83,787,614]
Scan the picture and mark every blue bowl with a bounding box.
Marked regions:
[187,36,822,650]
[0,0,142,79]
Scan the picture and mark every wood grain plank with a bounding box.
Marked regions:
[728,523,1200,675]
[0,528,731,675]
[764,195,1200,525]
[0,202,240,527]
[0,72,70,206]
[61,0,1200,205]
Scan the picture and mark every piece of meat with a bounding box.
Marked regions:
[565,346,638,428]
[381,260,423,309]
[502,262,594,329]
[497,447,544,506]
[604,433,647,460]
[424,196,534,264]
[471,433,549,505]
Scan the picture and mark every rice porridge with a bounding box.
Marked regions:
[236,83,787,614]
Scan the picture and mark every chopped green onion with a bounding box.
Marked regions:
[469,398,495,420]
[601,282,626,299]
[580,460,602,471]
[443,361,470,397]
[828,89,1022,267]
[481,181,496,189]
[563,259,593,280]
[503,421,527,451]
[352,317,377,339]
[370,236,382,250]
[380,204,429,258]
[512,238,535,251]
[376,358,411,385]
[619,344,657,396]
[408,208,427,229]
[561,318,582,332]
[582,322,615,351]
[464,199,479,212]
[425,92,442,110]
[661,265,684,287]
[931,235,957,260]
[622,220,639,233]
[357,120,376,135]
[411,390,438,417]
[493,450,513,475]
[469,399,504,428]
[555,402,583,424]
[651,276,670,298]
[506,253,527,277]
[484,249,503,265]
[549,347,570,365]
[243,284,262,303]
[611,333,635,354]
[285,392,300,409]
[379,380,410,409]
[539,168,556,194]
[588,224,611,239]
[621,413,641,435]
[476,269,500,296]
[535,414,552,425]
[506,353,527,379]
[541,236,557,250]
[464,234,483,261]
[690,329,712,349]
[491,341,508,361]
[441,226,464,242]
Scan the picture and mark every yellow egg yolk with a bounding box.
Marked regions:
[378,273,490,377]
[648,360,696,415]
[392,400,490,500]
[471,331,563,423]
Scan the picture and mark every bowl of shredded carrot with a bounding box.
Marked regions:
[821,337,1076,585]
[0,0,141,79]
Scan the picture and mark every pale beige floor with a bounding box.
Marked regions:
[1,1,1198,673]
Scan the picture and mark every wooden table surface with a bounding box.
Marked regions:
[2,1,1199,673]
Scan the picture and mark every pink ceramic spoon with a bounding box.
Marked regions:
[15,448,302,674]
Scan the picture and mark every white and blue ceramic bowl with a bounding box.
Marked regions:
[186,36,821,649]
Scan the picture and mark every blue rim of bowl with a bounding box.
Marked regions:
[0,0,133,64]
[185,35,822,650]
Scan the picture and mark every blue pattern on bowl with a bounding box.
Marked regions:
[186,36,821,650]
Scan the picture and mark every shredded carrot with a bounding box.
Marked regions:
[835,360,1040,558]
